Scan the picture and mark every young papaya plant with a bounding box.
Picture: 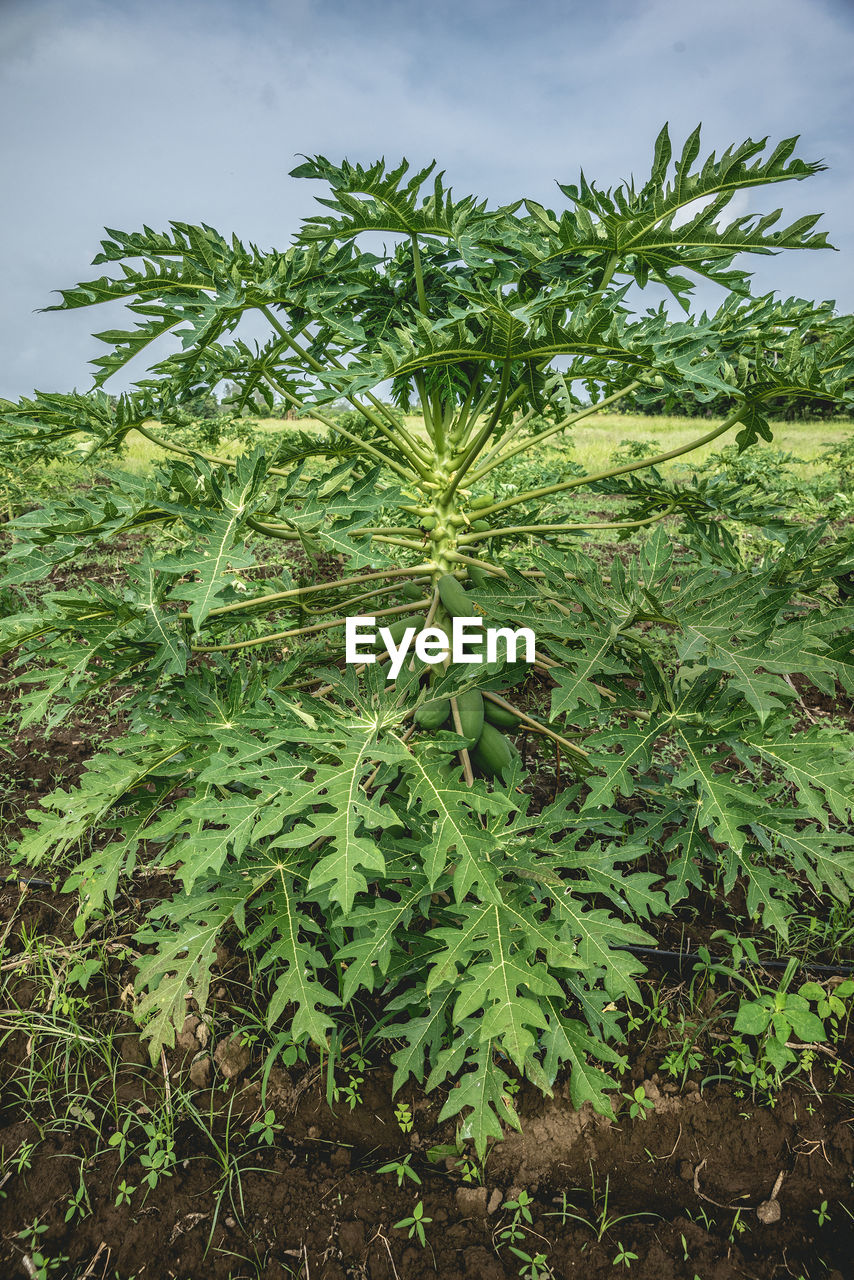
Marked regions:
[1,126,853,1155]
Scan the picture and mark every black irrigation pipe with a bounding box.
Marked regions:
[618,942,854,977]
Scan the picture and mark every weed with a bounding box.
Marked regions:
[621,1085,655,1120]
[63,1162,92,1223]
[376,1153,422,1187]
[247,1108,282,1147]
[15,1220,69,1279]
[394,1101,414,1134]
[544,1170,658,1242]
[114,1179,136,1207]
[612,1241,640,1268]
[393,1199,432,1247]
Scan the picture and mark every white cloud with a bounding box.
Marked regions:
[2,0,852,396]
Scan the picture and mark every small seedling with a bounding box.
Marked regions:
[16,1220,69,1280]
[64,1168,92,1223]
[395,1101,414,1134]
[498,1189,535,1248]
[728,1208,748,1242]
[376,1154,422,1187]
[108,1116,133,1164]
[139,1117,176,1190]
[394,1199,432,1247]
[512,1249,553,1279]
[248,1108,282,1146]
[114,1179,136,1207]
[622,1085,654,1120]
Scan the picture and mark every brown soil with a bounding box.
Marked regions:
[2,870,854,1280]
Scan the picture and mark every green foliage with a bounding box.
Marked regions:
[393,1197,432,1246]
[2,126,853,1156]
[732,966,854,1074]
[0,398,97,521]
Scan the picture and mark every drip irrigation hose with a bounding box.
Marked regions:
[617,942,854,977]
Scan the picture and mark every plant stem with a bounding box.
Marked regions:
[304,578,430,617]
[481,691,589,762]
[468,381,642,483]
[410,234,429,316]
[415,371,441,450]
[372,533,436,551]
[450,368,485,444]
[446,550,511,577]
[444,360,512,501]
[191,597,431,652]
[458,502,677,544]
[183,565,434,622]
[133,424,239,470]
[259,306,430,473]
[449,696,474,787]
[260,304,427,451]
[245,516,298,540]
[596,253,620,294]
[265,377,419,483]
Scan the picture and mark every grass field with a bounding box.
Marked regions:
[119,412,854,479]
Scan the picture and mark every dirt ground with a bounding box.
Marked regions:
[2,863,854,1280]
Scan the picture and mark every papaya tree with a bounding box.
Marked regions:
[2,126,853,1154]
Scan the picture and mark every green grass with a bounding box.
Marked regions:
[550,413,853,476]
[118,413,854,480]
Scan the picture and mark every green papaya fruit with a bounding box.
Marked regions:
[467,565,493,589]
[471,721,518,778]
[483,698,520,729]
[454,688,484,747]
[437,574,478,619]
[371,614,418,654]
[471,519,490,532]
[400,581,424,600]
[471,492,495,509]
[414,697,451,729]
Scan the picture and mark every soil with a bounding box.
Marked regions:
[3,926,854,1280]
[2,808,854,1279]
[2,918,854,1280]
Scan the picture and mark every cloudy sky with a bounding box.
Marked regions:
[2,0,853,400]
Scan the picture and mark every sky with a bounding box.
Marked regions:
[2,0,853,400]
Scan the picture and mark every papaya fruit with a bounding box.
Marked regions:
[437,574,478,618]
[454,687,484,747]
[471,519,490,532]
[400,581,424,600]
[483,698,520,729]
[414,697,451,729]
[471,721,518,778]
[371,614,418,654]
[467,565,492,589]
[471,492,495,509]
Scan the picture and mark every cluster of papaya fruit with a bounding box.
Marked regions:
[411,572,520,779]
